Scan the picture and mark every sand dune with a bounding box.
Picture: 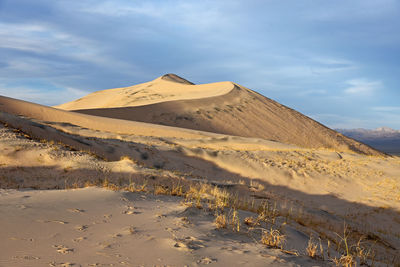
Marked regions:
[1,116,399,266]
[1,76,399,266]
[55,74,234,110]
[57,74,382,156]
[0,94,216,140]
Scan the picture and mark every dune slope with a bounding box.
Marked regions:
[1,94,400,265]
[58,74,382,155]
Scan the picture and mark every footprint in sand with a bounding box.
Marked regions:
[121,225,137,235]
[165,227,178,233]
[88,263,114,267]
[75,225,88,231]
[120,197,129,202]
[67,208,85,213]
[112,233,123,238]
[176,216,191,227]
[12,255,40,260]
[73,237,87,242]
[49,262,80,267]
[122,206,140,215]
[37,219,68,225]
[98,240,120,250]
[196,257,217,264]
[52,220,68,224]
[220,246,248,254]
[173,241,191,251]
[173,237,205,251]
[53,245,74,254]
[9,237,34,242]
[146,235,156,241]
[155,213,166,220]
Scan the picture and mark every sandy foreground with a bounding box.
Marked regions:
[0,187,317,267]
[0,110,399,266]
[0,75,399,266]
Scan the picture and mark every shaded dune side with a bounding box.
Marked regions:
[0,95,215,139]
[73,85,382,156]
[160,73,194,84]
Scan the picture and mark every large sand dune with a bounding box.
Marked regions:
[1,76,399,266]
[56,74,234,110]
[56,74,382,156]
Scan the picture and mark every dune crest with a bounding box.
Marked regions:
[55,74,234,110]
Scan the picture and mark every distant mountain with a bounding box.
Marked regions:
[337,127,400,156]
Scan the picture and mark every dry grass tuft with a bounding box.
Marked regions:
[261,228,285,249]
[306,236,319,259]
[171,183,184,196]
[154,185,168,195]
[230,209,240,232]
[244,216,258,227]
[332,255,355,267]
[215,214,227,229]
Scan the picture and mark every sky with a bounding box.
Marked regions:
[0,0,399,129]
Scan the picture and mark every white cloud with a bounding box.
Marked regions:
[344,79,382,95]
[0,22,89,57]
[0,21,145,81]
[80,2,163,18]
[0,85,87,106]
[243,54,358,80]
[79,1,229,31]
[311,57,354,66]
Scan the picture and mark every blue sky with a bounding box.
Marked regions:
[0,0,399,129]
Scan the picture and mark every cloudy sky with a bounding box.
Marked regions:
[1,0,399,129]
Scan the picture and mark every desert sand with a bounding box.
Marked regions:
[1,74,399,266]
[0,187,319,267]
